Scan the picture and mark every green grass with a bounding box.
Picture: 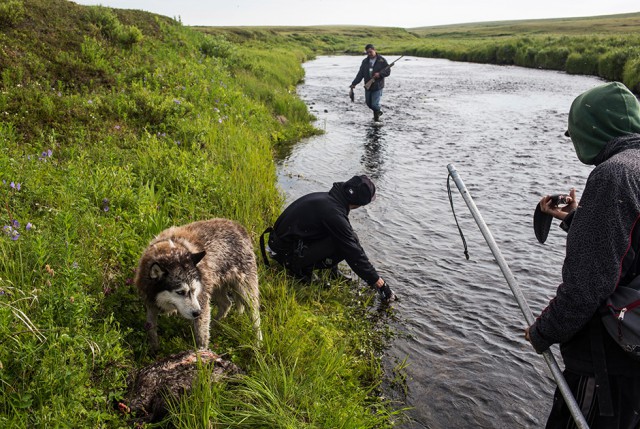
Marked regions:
[0,1,399,427]
[167,273,403,428]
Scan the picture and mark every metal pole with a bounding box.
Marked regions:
[446,163,589,429]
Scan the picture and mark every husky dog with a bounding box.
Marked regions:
[134,218,262,352]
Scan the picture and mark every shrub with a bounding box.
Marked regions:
[86,6,142,47]
[623,56,640,93]
[200,35,235,58]
[566,51,599,75]
[0,0,25,28]
[467,44,497,63]
[514,46,538,68]
[114,24,143,47]
[496,43,517,65]
[598,49,630,81]
[534,47,570,70]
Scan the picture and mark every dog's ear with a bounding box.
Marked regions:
[191,251,206,266]
[149,263,166,280]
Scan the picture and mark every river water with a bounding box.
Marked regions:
[276,56,604,428]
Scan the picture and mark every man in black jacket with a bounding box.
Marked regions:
[266,175,396,303]
[350,44,390,122]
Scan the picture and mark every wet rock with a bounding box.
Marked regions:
[124,349,242,423]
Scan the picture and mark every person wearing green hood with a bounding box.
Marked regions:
[525,82,640,428]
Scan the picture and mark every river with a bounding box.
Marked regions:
[276,55,604,428]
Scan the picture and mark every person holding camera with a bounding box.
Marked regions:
[526,82,640,428]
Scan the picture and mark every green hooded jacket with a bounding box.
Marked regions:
[568,82,640,165]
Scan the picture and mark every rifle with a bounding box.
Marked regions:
[364,55,404,90]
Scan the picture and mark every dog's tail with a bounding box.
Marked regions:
[259,227,273,266]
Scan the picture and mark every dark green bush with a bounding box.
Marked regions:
[514,46,538,68]
[200,35,235,58]
[496,43,517,65]
[566,51,599,75]
[597,49,629,81]
[535,47,570,70]
[87,6,142,47]
[623,56,640,93]
[467,44,497,63]
[114,24,143,47]
[0,0,25,28]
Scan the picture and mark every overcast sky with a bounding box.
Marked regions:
[71,0,638,28]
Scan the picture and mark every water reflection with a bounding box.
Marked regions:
[363,124,386,177]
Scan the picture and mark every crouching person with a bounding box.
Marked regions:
[261,174,396,303]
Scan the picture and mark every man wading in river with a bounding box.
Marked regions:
[350,44,390,122]
[525,82,640,428]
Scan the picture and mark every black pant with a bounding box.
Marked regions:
[545,369,640,429]
[270,236,342,279]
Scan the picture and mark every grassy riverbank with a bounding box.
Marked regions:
[0,1,400,427]
[201,12,640,92]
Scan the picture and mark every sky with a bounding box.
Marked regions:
[71,0,639,28]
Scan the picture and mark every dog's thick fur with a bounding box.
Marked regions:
[134,218,261,352]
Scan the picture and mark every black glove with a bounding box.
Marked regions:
[377,281,397,303]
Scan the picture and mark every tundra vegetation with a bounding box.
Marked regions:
[200,12,640,92]
[1,1,638,427]
[0,0,398,427]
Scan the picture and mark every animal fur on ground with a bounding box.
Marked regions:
[125,349,242,422]
[134,218,262,352]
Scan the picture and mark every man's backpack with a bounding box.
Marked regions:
[601,276,640,360]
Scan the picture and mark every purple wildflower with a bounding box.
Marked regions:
[102,198,110,212]
[39,150,52,161]
[3,225,19,240]
[12,219,19,228]
[26,222,32,231]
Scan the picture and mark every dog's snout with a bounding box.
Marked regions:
[191,310,202,318]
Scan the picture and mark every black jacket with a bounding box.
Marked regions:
[351,55,390,92]
[271,182,380,285]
